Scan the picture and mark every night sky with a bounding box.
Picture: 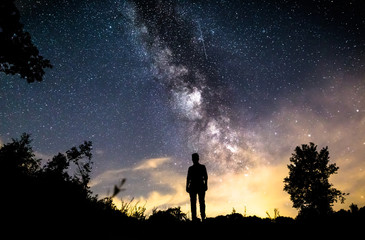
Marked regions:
[1,0,365,217]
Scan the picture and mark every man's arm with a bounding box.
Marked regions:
[186,167,191,193]
[203,166,208,191]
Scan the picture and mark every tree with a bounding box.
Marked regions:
[0,133,95,217]
[283,142,347,218]
[0,133,134,238]
[0,0,52,82]
[0,132,40,177]
[0,133,94,201]
[43,140,93,187]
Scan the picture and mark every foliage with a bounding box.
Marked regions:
[283,142,347,218]
[148,207,188,223]
[266,208,280,221]
[2,134,364,236]
[0,0,52,82]
[119,198,147,220]
[0,132,40,176]
[43,141,93,187]
[0,133,126,235]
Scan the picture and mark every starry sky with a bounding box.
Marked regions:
[1,0,365,217]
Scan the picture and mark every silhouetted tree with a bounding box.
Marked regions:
[0,0,52,82]
[349,203,359,214]
[0,132,40,177]
[283,143,347,219]
[42,140,93,189]
[0,133,132,237]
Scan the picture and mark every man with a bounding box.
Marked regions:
[186,153,208,221]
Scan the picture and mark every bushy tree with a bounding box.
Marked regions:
[43,140,93,187]
[0,133,40,176]
[283,143,347,218]
[0,133,128,235]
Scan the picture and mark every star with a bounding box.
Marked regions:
[1,0,364,218]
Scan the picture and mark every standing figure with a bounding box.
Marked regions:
[186,153,208,221]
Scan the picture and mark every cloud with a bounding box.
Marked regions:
[91,155,296,217]
[90,157,170,187]
[108,161,297,218]
[89,167,130,188]
[134,157,170,170]
[205,164,296,217]
[89,157,175,198]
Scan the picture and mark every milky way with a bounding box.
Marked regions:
[125,0,253,172]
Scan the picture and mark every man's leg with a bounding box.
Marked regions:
[198,191,206,220]
[189,192,197,220]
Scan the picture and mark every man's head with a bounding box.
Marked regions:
[192,153,199,165]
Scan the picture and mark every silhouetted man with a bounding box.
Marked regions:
[186,153,208,221]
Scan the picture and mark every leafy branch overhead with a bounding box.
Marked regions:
[0,0,52,82]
